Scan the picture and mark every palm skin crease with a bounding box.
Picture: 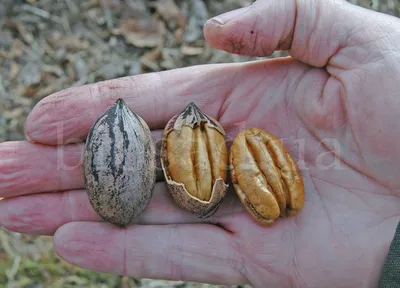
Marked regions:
[1,0,400,287]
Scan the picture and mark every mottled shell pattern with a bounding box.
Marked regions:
[83,99,156,227]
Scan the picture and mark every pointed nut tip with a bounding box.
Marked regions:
[116,99,129,111]
[116,98,125,105]
[187,102,199,109]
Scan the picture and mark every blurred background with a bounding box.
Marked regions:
[0,0,399,287]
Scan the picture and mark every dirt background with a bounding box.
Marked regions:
[1,0,399,287]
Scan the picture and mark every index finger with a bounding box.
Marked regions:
[25,63,238,145]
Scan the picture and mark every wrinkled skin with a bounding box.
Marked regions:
[1,0,400,287]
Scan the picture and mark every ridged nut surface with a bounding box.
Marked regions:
[230,128,304,225]
[161,102,228,218]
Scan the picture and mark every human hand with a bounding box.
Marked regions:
[2,0,400,287]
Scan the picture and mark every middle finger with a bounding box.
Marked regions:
[0,130,165,198]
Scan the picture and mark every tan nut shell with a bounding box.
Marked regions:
[161,102,228,218]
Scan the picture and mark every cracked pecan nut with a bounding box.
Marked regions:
[161,102,228,218]
[83,99,156,227]
[230,128,304,225]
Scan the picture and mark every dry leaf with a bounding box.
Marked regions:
[141,47,161,71]
[183,0,209,43]
[9,61,20,81]
[174,27,184,43]
[34,76,71,99]
[142,47,161,63]
[181,44,204,55]
[0,31,13,50]
[9,39,24,58]
[4,107,24,119]
[7,20,34,44]
[46,32,90,51]
[18,62,41,86]
[121,0,149,18]
[155,0,186,27]
[160,48,181,69]
[112,18,165,48]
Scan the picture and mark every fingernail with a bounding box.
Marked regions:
[207,6,251,25]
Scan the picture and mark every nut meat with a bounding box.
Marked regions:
[83,99,156,227]
[161,102,228,218]
[230,128,304,225]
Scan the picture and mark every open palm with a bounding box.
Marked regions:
[2,1,400,287]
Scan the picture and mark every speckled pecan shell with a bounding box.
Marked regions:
[83,98,156,227]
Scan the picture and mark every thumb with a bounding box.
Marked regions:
[204,0,397,67]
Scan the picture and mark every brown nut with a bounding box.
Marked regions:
[229,128,304,225]
[161,102,228,218]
